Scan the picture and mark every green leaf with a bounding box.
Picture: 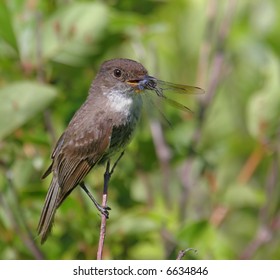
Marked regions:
[223,184,265,208]
[41,2,109,65]
[0,1,18,52]
[0,81,57,139]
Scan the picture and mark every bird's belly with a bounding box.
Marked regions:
[110,121,137,150]
[99,99,142,163]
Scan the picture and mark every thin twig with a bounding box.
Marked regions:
[149,120,172,208]
[96,151,125,260]
[176,248,197,260]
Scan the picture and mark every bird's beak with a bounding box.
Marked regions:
[127,75,157,93]
[126,80,140,90]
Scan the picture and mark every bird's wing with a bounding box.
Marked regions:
[53,122,113,207]
[41,133,66,179]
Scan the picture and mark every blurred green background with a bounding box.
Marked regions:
[0,0,280,260]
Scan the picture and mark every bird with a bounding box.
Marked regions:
[38,58,148,244]
[37,58,204,244]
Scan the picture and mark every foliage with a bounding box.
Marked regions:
[0,0,280,260]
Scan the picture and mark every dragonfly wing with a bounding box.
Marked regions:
[161,95,193,112]
[156,80,205,95]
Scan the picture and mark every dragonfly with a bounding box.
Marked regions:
[135,75,205,112]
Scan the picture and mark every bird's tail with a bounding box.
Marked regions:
[37,176,60,244]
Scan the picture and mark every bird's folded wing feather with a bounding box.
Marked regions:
[47,122,113,207]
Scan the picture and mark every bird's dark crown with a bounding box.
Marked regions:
[98,58,148,83]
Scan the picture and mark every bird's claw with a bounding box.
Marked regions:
[100,205,111,219]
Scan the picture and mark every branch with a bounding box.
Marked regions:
[96,151,124,260]
[176,248,197,260]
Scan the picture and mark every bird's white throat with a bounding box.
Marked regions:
[106,89,140,116]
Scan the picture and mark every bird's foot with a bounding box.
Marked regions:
[97,205,111,219]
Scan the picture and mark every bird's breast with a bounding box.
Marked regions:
[102,92,142,159]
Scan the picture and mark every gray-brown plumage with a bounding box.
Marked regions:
[38,58,148,244]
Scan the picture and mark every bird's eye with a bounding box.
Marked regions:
[113,68,122,78]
